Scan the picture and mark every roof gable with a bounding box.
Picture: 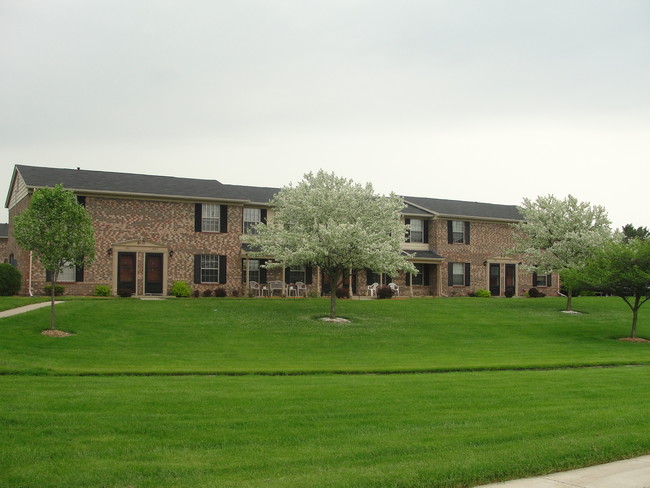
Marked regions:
[403,195,522,221]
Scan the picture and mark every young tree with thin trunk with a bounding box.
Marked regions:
[581,238,650,338]
[13,185,95,330]
[247,171,416,319]
[511,194,611,311]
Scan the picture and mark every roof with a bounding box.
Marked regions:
[0,223,7,238]
[7,165,522,221]
[403,195,522,221]
[13,165,248,202]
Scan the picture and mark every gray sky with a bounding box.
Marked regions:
[1,0,649,229]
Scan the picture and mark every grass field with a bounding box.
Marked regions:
[1,296,649,487]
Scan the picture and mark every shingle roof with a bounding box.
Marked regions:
[404,249,444,260]
[403,195,522,221]
[225,184,280,204]
[0,223,8,238]
[15,165,248,202]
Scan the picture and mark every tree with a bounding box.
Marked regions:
[511,194,611,311]
[13,185,95,330]
[581,238,650,338]
[247,171,416,319]
[622,224,649,242]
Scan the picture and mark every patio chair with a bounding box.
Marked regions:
[295,281,307,297]
[269,280,284,296]
[388,282,400,296]
[368,282,379,297]
[248,281,261,296]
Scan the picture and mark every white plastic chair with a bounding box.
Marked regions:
[368,282,379,297]
[388,282,400,296]
[295,282,307,297]
[249,281,261,296]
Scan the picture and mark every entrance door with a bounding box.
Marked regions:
[118,252,136,295]
[145,253,163,294]
[505,264,516,296]
[489,263,500,297]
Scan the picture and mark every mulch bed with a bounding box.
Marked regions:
[320,317,350,324]
[618,337,649,343]
[41,329,75,338]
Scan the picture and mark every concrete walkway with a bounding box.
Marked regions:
[0,301,63,318]
[475,455,650,487]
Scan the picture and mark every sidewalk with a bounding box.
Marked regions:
[0,301,63,318]
[475,455,650,487]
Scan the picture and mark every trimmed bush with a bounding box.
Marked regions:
[377,285,393,299]
[202,289,213,297]
[214,288,227,297]
[307,288,320,299]
[0,263,22,296]
[527,287,546,298]
[231,289,240,297]
[192,290,200,298]
[170,281,191,298]
[44,284,65,296]
[504,287,515,298]
[94,285,111,297]
[474,289,491,298]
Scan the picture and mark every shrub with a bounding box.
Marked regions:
[0,263,22,296]
[231,289,240,297]
[214,288,227,297]
[202,289,213,297]
[44,284,65,296]
[192,290,200,298]
[307,288,320,299]
[170,281,191,298]
[527,287,546,298]
[335,287,349,299]
[94,285,111,297]
[376,285,394,299]
[117,288,132,298]
[504,287,515,298]
[474,289,491,298]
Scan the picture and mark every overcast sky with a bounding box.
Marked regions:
[1,0,648,229]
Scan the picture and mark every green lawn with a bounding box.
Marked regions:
[0,296,49,312]
[1,296,649,487]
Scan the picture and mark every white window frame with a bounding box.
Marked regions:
[452,221,465,244]
[409,219,424,243]
[200,255,220,283]
[452,262,465,286]
[201,203,220,233]
[58,262,76,282]
[243,259,261,283]
[243,208,262,235]
[535,274,551,287]
[288,265,306,283]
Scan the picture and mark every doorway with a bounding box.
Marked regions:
[145,253,164,294]
[118,252,136,295]
[489,263,500,297]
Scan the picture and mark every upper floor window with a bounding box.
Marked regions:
[408,219,424,243]
[202,204,220,232]
[243,208,267,234]
[195,203,228,233]
[448,220,470,244]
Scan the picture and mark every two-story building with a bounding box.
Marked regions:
[4,165,557,297]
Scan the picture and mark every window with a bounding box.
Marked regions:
[448,262,470,286]
[242,259,267,284]
[201,204,220,232]
[243,208,265,234]
[533,273,552,287]
[194,254,226,284]
[408,219,424,243]
[58,262,76,282]
[366,270,392,285]
[288,265,306,283]
[448,220,470,244]
[408,263,430,286]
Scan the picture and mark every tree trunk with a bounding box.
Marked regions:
[631,296,640,338]
[329,269,338,319]
[50,277,57,330]
[565,289,573,312]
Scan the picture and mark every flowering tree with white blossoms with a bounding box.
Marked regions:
[511,194,611,311]
[247,170,416,319]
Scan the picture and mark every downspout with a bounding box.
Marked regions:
[28,251,33,296]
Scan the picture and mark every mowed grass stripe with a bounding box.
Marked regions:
[2,368,650,488]
[0,297,648,375]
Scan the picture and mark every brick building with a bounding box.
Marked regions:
[3,165,557,297]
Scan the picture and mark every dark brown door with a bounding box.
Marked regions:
[505,264,516,296]
[489,263,500,297]
[118,252,136,296]
[145,253,163,294]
